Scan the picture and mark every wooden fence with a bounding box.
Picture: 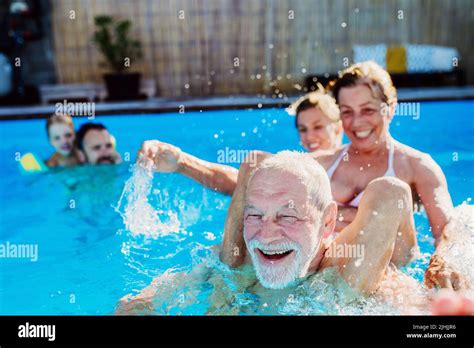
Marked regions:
[51,0,474,97]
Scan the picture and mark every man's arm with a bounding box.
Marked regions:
[116,265,212,315]
[116,269,180,315]
[139,140,238,195]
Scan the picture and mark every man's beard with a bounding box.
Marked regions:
[247,239,303,289]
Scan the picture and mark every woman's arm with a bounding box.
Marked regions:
[412,154,473,290]
[139,140,238,195]
[425,205,473,290]
[177,152,238,195]
[412,153,453,241]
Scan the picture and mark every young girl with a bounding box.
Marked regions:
[45,114,82,167]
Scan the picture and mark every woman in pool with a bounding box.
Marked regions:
[138,91,343,195]
[45,114,82,167]
[221,61,467,290]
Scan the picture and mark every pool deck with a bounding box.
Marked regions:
[0,86,473,120]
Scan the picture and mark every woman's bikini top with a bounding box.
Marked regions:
[326,140,396,208]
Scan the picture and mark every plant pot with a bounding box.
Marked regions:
[103,72,141,101]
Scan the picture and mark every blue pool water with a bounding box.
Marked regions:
[0,100,473,314]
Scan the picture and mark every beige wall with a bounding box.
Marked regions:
[51,0,474,97]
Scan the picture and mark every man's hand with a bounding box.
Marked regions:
[335,205,357,232]
[137,140,182,172]
[425,254,471,290]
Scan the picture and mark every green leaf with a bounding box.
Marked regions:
[91,15,143,74]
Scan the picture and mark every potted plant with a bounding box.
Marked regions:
[92,15,143,100]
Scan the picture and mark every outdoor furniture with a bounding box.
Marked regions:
[305,44,466,90]
[39,79,156,104]
[39,83,99,105]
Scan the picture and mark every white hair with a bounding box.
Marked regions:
[248,150,333,211]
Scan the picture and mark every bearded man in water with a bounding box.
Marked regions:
[118,151,473,315]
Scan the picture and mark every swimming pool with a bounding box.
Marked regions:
[0,100,473,315]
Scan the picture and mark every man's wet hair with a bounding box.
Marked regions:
[248,150,333,211]
[75,123,107,151]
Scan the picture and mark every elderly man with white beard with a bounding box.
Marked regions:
[117,151,474,315]
[240,150,417,293]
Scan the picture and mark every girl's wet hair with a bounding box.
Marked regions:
[287,91,340,128]
[46,113,74,138]
[329,60,397,106]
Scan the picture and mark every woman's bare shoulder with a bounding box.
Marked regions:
[311,146,345,170]
[394,141,439,171]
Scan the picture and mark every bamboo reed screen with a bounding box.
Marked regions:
[50,0,474,97]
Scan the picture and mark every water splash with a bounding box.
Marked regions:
[115,164,180,238]
[441,204,474,284]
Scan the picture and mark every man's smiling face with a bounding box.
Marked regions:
[243,168,324,289]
